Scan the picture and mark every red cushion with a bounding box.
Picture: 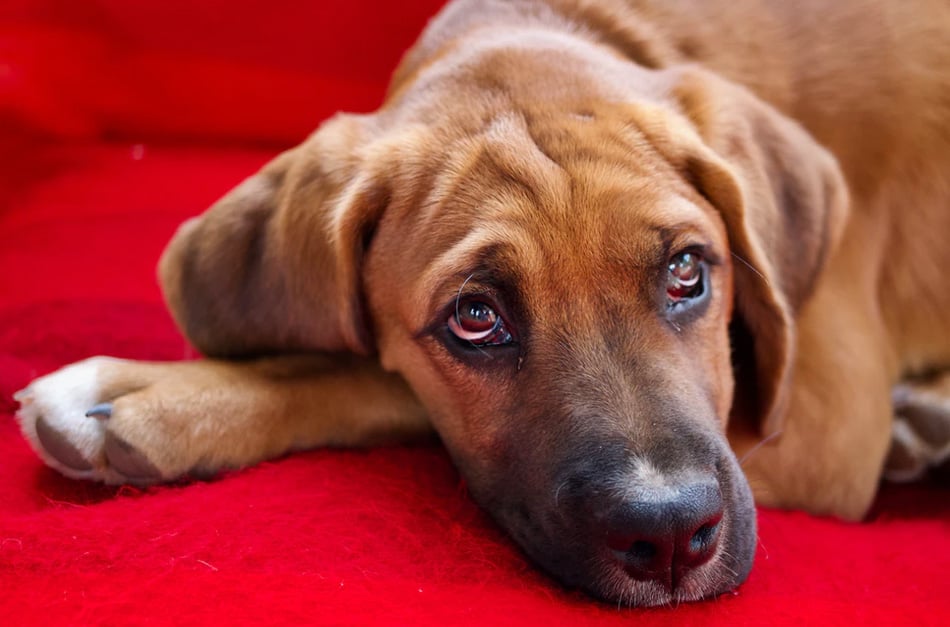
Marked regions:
[1,2,948,624]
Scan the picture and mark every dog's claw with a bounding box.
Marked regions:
[13,388,32,405]
[85,402,113,420]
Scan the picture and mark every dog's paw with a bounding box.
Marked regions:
[15,357,165,485]
[885,381,950,482]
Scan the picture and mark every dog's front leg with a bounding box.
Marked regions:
[15,355,430,485]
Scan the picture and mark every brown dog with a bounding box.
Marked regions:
[14,0,950,607]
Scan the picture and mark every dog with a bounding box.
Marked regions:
[14,0,950,607]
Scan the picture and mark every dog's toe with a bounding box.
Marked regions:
[34,415,94,471]
[103,431,162,483]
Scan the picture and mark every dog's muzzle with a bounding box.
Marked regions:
[476,431,757,606]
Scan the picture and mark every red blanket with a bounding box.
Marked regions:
[1,2,947,624]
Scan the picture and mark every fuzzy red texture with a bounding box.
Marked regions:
[1,2,948,625]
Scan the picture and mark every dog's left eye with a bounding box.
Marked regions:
[447,300,514,346]
[667,252,705,301]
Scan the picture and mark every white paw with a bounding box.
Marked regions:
[15,357,129,484]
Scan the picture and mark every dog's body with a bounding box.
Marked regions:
[14,0,950,607]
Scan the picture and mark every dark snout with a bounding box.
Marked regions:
[602,479,724,588]
[476,426,756,607]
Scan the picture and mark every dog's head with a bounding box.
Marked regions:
[160,38,847,606]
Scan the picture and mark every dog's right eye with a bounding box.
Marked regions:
[447,299,514,347]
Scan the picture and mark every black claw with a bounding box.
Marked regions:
[85,402,113,420]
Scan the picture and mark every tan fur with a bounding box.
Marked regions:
[16,0,950,606]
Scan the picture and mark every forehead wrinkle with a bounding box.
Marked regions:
[519,100,681,176]
[415,133,495,228]
[528,165,658,268]
[633,194,726,254]
[566,150,724,249]
[480,113,571,208]
[416,114,572,233]
[415,221,544,322]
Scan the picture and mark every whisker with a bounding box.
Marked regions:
[554,480,569,508]
[739,430,783,467]
[731,252,769,285]
[716,549,740,577]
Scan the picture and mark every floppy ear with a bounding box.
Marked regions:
[159,113,389,357]
[667,68,850,436]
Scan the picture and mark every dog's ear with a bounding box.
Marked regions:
[159,113,390,357]
[666,68,849,436]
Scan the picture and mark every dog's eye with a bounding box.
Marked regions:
[447,300,513,346]
[667,252,704,301]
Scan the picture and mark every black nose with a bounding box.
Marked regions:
[603,481,724,589]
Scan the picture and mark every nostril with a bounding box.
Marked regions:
[629,540,657,562]
[689,520,721,554]
[618,536,672,582]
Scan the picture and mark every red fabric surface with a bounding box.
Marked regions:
[1,2,948,625]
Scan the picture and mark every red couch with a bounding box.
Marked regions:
[1,1,947,624]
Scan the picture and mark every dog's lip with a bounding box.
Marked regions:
[592,562,721,607]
